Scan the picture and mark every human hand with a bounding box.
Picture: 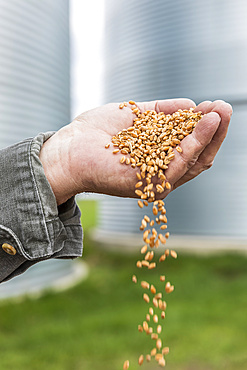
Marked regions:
[39,99,232,205]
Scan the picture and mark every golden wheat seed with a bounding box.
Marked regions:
[146,354,151,362]
[155,293,162,300]
[141,281,150,289]
[141,245,148,254]
[138,354,144,366]
[150,285,156,294]
[123,360,129,369]
[158,234,167,244]
[153,314,158,323]
[143,321,149,332]
[143,293,150,303]
[138,200,144,208]
[153,298,158,308]
[136,172,142,180]
[151,348,157,357]
[162,347,169,355]
[165,181,171,190]
[132,275,137,283]
[152,206,158,215]
[170,250,178,259]
[160,225,167,230]
[135,189,143,197]
[135,181,143,188]
[138,325,143,332]
[159,357,166,367]
[159,254,166,262]
[155,353,163,361]
[157,325,162,334]
[105,143,110,148]
[142,260,150,267]
[148,262,156,269]
[160,275,166,282]
[156,338,162,350]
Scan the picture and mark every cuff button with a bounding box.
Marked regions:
[2,243,17,255]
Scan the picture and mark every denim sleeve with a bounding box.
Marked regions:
[0,132,83,283]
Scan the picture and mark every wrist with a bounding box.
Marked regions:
[39,125,81,205]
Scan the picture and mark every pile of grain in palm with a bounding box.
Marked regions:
[105,101,203,368]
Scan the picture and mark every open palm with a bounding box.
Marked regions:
[69,98,232,199]
[40,98,232,205]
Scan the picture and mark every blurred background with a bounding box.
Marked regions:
[0,0,247,369]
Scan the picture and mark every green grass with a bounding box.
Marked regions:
[77,198,98,231]
[0,201,246,370]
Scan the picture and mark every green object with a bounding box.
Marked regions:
[0,240,246,370]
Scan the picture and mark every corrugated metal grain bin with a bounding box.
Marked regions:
[0,0,75,297]
[97,0,247,244]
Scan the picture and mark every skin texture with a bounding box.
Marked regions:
[39,98,232,205]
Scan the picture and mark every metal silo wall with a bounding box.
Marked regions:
[0,0,70,148]
[0,0,73,296]
[99,0,247,239]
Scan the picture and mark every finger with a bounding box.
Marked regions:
[165,112,221,185]
[204,100,233,147]
[173,100,233,189]
[137,98,196,114]
[194,100,212,113]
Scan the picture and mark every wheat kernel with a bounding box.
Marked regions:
[170,250,178,259]
[141,245,148,254]
[123,360,129,369]
[141,281,150,289]
[132,275,137,283]
[150,285,156,294]
[135,181,143,188]
[148,262,156,269]
[142,260,149,267]
[143,293,150,303]
[143,321,149,332]
[138,200,144,208]
[156,338,162,350]
[138,354,144,365]
[162,347,169,355]
[159,357,166,367]
[155,353,163,361]
[138,325,143,332]
[136,172,142,180]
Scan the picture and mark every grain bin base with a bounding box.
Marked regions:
[90,228,247,255]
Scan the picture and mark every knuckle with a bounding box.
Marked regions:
[201,161,214,171]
